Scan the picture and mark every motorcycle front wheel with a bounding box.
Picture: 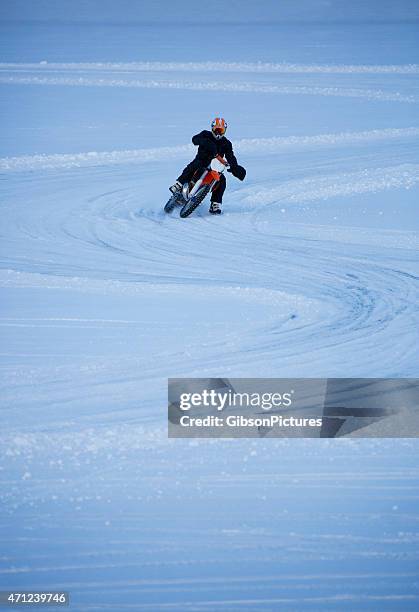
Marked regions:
[179,185,211,218]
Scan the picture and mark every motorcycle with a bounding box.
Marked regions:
[164,155,229,218]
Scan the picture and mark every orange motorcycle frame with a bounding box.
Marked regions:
[202,170,220,184]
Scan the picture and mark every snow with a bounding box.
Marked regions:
[0,0,419,609]
[3,60,419,73]
[0,73,416,103]
[2,127,419,171]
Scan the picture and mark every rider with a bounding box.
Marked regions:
[169,117,246,214]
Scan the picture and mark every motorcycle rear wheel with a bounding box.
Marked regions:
[164,194,180,213]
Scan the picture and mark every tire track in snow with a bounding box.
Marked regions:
[58,167,419,376]
[1,144,418,402]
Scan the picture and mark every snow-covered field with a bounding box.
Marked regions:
[1,1,419,609]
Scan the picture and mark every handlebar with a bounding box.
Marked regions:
[214,154,229,167]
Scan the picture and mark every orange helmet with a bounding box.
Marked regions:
[211,117,227,139]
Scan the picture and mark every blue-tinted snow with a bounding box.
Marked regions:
[0,1,418,610]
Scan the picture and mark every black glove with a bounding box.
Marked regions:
[199,138,217,157]
[228,164,246,181]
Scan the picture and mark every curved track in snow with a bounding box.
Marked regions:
[1,124,418,431]
[1,138,419,607]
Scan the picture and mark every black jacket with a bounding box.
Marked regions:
[192,130,246,180]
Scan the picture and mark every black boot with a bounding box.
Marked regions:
[169,181,182,194]
[209,201,222,215]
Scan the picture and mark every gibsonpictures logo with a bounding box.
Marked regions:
[179,414,322,428]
